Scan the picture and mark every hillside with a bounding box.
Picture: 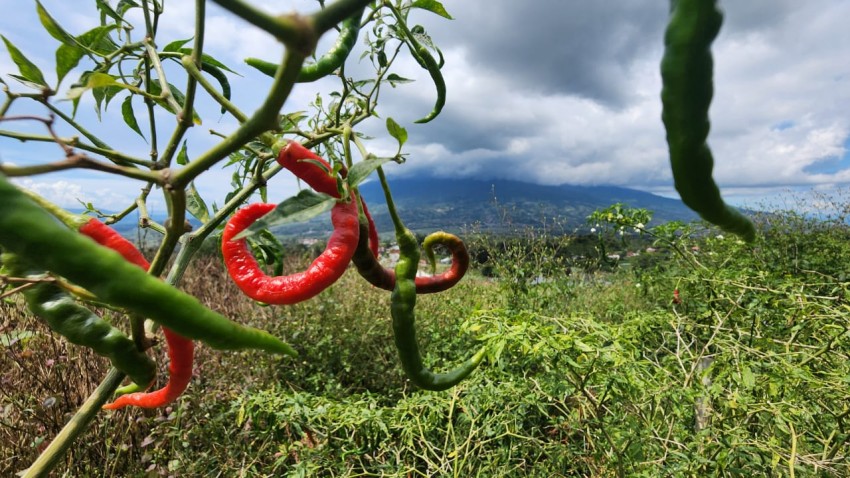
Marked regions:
[353,177,697,236]
[97,177,699,239]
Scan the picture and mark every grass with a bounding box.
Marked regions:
[4,212,850,476]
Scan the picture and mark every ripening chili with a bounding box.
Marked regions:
[660,0,755,241]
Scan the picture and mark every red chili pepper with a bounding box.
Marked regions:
[277,140,342,198]
[79,218,150,270]
[278,140,379,256]
[80,218,194,410]
[279,141,468,293]
[102,328,194,410]
[221,200,360,305]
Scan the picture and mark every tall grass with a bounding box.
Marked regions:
[3,206,850,476]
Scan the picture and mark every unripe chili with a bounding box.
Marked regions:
[0,174,296,356]
[245,8,364,83]
[2,253,156,389]
[391,226,485,391]
[660,0,755,241]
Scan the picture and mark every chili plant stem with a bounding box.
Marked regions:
[21,369,125,478]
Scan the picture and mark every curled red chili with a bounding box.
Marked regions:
[81,218,195,410]
[222,200,360,305]
[279,141,467,292]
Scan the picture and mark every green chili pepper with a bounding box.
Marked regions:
[389,6,445,124]
[0,174,296,356]
[391,226,486,391]
[200,62,232,114]
[245,8,364,83]
[660,0,755,241]
[2,254,156,389]
[375,166,484,391]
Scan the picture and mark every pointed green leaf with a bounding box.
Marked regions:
[96,0,124,24]
[232,190,335,240]
[1,35,47,87]
[36,1,79,47]
[76,25,119,55]
[386,73,413,87]
[186,181,210,224]
[163,38,192,52]
[386,117,408,147]
[116,0,140,17]
[411,0,453,19]
[182,50,239,74]
[121,95,145,139]
[55,43,85,87]
[348,156,397,188]
[176,140,189,165]
[66,72,125,100]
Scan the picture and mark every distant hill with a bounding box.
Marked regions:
[80,178,699,239]
[274,177,698,238]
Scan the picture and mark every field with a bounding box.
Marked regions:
[3,205,850,477]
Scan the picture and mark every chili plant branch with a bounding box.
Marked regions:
[21,369,126,478]
[157,0,206,167]
[0,153,164,184]
[169,48,307,189]
[0,129,152,167]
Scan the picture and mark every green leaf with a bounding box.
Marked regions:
[176,140,189,165]
[386,73,413,87]
[186,181,210,224]
[66,72,126,100]
[116,0,140,17]
[386,117,408,147]
[148,81,202,124]
[75,25,119,55]
[96,0,125,24]
[348,156,397,188]
[121,95,145,139]
[1,35,48,87]
[182,50,239,74]
[55,43,85,87]
[36,1,80,47]
[163,38,192,52]
[232,190,336,241]
[411,0,453,19]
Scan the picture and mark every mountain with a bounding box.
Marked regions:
[276,177,698,238]
[77,178,698,239]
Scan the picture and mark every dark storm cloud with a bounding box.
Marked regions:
[424,0,668,107]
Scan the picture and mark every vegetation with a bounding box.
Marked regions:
[4,199,850,476]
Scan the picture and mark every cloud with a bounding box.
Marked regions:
[2,0,850,208]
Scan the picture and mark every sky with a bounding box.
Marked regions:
[1,0,849,217]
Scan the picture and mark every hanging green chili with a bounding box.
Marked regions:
[0,174,296,356]
[245,8,364,83]
[391,225,485,390]
[660,0,755,241]
[2,253,156,389]
[376,168,484,391]
[388,5,445,124]
[222,200,359,305]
